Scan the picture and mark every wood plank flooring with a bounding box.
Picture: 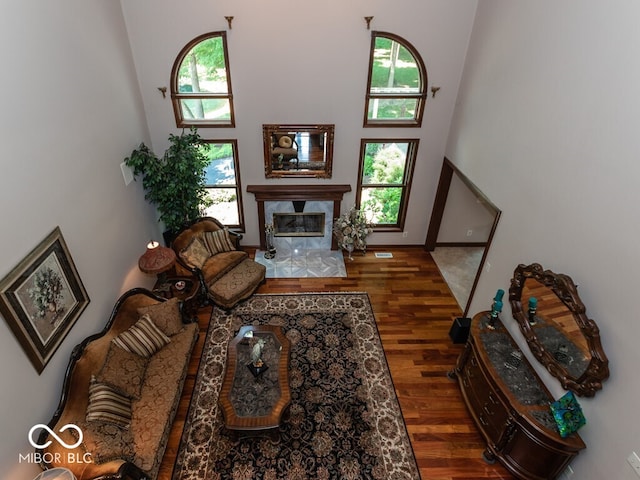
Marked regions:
[158,247,514,480]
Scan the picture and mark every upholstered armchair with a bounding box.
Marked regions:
[171,217,265,309]
[271,133,299,169]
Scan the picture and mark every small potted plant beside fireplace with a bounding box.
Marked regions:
[333,206,373,260]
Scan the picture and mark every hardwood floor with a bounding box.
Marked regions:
[158,247,514,480]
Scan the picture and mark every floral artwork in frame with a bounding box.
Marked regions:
[0,227,90,373]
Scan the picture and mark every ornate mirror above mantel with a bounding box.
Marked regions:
[509,263,609,397]
[263,124,334,178]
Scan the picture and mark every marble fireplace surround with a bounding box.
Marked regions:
[246,184,351,250]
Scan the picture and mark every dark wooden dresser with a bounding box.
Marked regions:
[451,311,586,480]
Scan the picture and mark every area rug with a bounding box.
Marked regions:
[173,293,420,480]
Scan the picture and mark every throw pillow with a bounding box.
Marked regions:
[203,229,236,255]
[137,297,183,336]
[112,314,171,358]
[550,390,586,438]
[179,236,209,269]
[86,378,132,428]
[76,419,134,464]
[96,343,148,399]
[278,135,293,148]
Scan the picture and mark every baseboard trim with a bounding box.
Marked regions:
[435,242,487,248]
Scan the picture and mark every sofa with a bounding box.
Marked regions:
[37,288,199,480]
[171,217,266,309]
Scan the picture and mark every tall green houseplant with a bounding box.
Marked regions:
[125,128,213,235]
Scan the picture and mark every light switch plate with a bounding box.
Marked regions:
[120,162,134,186]
[628,452,640,478]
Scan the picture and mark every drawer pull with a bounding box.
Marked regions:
[483,404,495,416]
[462,376,470,388]
[479,414,489,426]
[488,393,499,405]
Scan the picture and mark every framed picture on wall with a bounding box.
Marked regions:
[0,226,90,373]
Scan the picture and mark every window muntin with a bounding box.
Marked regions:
[356,140,419,230]
[202,140,244,229]
[171,32,235,127]
[364,32,427,127]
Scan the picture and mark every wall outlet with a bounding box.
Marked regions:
[628,452,640,478]
[558,465,574,479]
[402,231,408,238]
[466,229,473,236]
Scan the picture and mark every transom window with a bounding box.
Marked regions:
[170,32,235,127]
[356,139,419,230]
[202,140,244,229]
[364,32,427,127]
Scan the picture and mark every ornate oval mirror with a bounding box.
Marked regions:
[263,124,334,178]
[509,263,609,396]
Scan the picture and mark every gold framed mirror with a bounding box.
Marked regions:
[509,263,609,397]
[263,124,334,178]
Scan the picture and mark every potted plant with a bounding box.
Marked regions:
[333,206,374,260]
[125,127,213,241]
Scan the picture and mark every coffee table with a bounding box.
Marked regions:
[219,325,291,434]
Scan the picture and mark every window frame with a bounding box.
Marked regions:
[170,31,235,128]
[363,32,428,128]
[355,138,419,231]
[202,139,245,231]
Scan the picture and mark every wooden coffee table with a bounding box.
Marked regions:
[219,325,291,434]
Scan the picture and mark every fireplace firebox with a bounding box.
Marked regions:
[273,212,325,237]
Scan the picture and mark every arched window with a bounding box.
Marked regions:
[170,32,235,127]
[364,32,427,127]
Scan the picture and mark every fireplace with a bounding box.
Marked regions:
[247,184,351,250]
[274,212,325,237]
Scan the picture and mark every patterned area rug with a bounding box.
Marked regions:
[173,293,420,480]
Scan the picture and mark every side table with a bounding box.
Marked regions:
[152,276,200,318]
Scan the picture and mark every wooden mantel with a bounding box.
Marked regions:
[247,184,351,250]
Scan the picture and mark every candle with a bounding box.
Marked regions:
[494,300,503,312]
[494,289,505,301]
[528,297,537,309]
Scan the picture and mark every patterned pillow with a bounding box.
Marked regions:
[96,343,148,398]
[179,236,210,269]
[86,378,132,428]
[112,314,171,357]
[137,297,183,336]
[550,391,586,438]
[72,419,134,464]
[203,229,236,255]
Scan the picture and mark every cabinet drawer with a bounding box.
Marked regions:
[461,353,510,443]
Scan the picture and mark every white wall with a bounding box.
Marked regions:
[120,0,478,246]
[446,1,640,478]
[0,1,158,477]
[437,173,496,243]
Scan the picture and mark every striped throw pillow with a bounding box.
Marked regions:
[112,314,171,358]
[86,378,132,428]
[203,229,235,255]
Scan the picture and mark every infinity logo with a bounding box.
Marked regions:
[28,424,83,450]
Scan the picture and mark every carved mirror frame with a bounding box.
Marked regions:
[509,263,609,397]
[263,124,334,179]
